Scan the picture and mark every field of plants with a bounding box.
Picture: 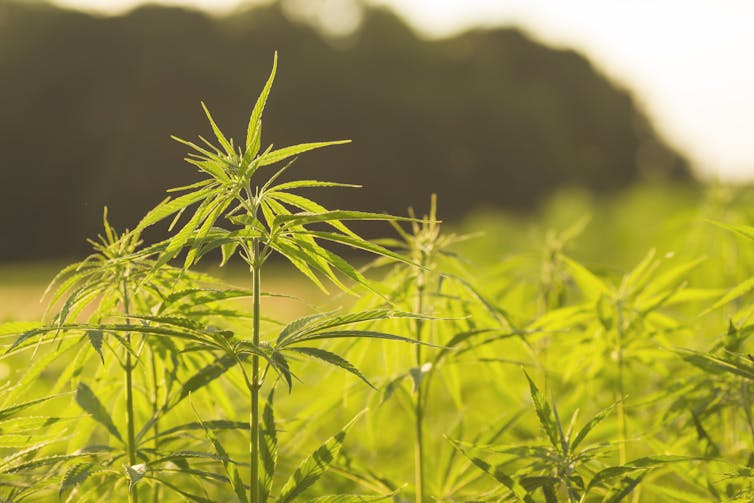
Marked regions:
[3,55,754,502]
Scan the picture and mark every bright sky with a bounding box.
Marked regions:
[51,0,754,181]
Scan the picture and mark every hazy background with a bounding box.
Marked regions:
[0,0,749,261]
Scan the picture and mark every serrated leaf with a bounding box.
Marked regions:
[75,383,123,443]
[59,463,99,498]
[260,389,277,503]
[246,52,277,155]
[87,330,104,363]
[277,412,363,503]
[258,140,350,168]
[446,438,535,503]
[524,372,559,449]
[201,102,234,157]
[0,394,68,421]
[571,402,617,451]
[287,347,374,389]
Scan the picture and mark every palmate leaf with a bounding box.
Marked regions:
[276,412,364,503]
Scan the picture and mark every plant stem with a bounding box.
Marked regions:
[250,238,262,503]
[122,279,139,503]
[151,349,160,503]
[414,266,427,503]
[615,300,627,466]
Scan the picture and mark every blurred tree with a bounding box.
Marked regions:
[0,0,689,260]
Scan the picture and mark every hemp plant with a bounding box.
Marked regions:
[450,371,688,502]
[354,196,521,502]
[135,53,425,502]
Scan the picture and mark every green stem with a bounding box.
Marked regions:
[122,280,138,503]
[151,349,160,503]
[615,300,627,466]
[250,238,262,503]
[414,269,427,503]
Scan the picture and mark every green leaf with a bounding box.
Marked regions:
[571,402,616,451]
[59,463,99,498]
[287,347,374,389]
[76,383,123,443]
[277,412,364,503]
[676,348,754,381]
[446,438,535,503]
[177,354,238,403]
[149,420,248,441]
[268,180,360,193]
[562,256,611,300]
[703,275,754,314]
[87,329,104,363]
[524,372,559,449]
[307,495,394,503]
[201,101,234,157]
[135,189,210,232]
[194,410,247,503]
[284,330,426,348]
[246,52,277,155]
[299,230,416,267]
[707,219,754,241]
[260,389,277,503]
[0,394,68,421]
[588,456,692,490]
[258,140,350,168]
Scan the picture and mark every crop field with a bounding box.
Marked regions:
[4,55,754,502]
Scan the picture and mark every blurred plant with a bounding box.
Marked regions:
[450,371,688,502]
[531,248,707,465]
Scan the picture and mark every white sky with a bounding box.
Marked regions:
[50,0,754,181]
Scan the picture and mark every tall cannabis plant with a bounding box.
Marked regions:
[136,52,423,502]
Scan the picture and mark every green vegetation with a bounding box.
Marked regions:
[3,55,754,502]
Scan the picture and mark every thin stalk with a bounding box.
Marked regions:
[122,279,139,503]
[250,238,262,503]
[414,262,427,503]
[151,350,160,503]
[615,300,627,466]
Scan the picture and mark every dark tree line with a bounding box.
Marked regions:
[0,0,689,260]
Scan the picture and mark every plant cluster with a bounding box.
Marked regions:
[1,55,754,502]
